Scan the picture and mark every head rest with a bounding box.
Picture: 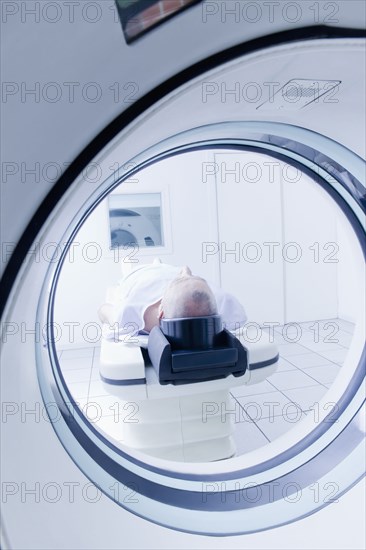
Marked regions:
[159,315,223,350]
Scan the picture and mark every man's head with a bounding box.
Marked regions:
[159,266,218,319]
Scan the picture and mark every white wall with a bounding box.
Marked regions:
[212,151,342,326]
[282,165,339,323]
[213,151,285,326]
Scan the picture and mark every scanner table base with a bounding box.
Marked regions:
[99,331,278,462]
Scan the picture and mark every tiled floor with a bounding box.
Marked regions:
[56,318,355,459]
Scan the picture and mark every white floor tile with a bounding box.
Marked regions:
[297,320,323,331]
[316,348,349,365]
[63,368,92,384]
[282,385,329,412]
[295,320,352,341]
[92,415,125,442]
[59,347,94,360]
[301,364,341,385]
[85,395,126,417]
[295,332,321,344]
[275,357,299,372]
[66,381,89,399]
[262,328,289,345]
[296,335,322,348]
[235,391,301,421]
[255,412,308,442]
[233,419,269,455]
[89,379,112,398]
[91,354,102,368]
[91,361,103,380]
[276,324,309,343]
[285,353,333,369]
[90,368,100,380]
[59,356,94,371]
[300,341,345,353]
[278,343,311,357]
[230,380,277,398]
[228,397,252,423]
[268,370,323,391]
[334,331,354,347]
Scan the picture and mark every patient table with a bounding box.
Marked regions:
[99,322,278,462]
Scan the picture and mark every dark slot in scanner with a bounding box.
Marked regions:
[147,316,248,385]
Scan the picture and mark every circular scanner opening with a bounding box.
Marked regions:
[33,120,364,535]
[50,146,364,467]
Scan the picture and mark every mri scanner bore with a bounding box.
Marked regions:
[52,147,358,463]
[1,4,365,538]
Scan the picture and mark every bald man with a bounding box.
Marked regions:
[98,262,247,340]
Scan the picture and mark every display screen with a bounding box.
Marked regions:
[116,0,202,43]
[108,193,163,249]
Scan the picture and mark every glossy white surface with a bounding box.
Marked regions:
[1,4,365,547]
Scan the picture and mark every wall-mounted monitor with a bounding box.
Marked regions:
[108,192,164,250]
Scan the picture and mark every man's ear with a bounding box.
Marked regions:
[180,265,192,276]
